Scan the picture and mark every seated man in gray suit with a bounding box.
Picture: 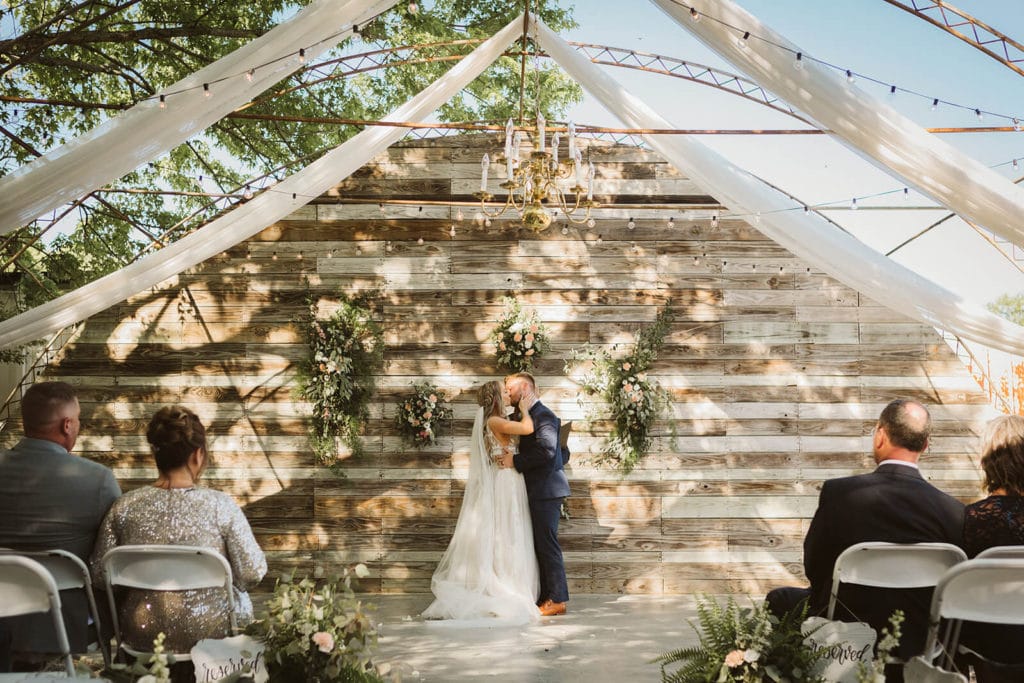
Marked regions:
[0,381,121,671]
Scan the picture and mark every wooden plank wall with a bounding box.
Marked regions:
[30,135,998,595]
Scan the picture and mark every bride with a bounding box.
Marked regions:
[422,380,540,622]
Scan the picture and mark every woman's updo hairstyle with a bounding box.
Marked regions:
[477,380,503,419]
[147,405,207,473]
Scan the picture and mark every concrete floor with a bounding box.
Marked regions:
[370,594,707,682]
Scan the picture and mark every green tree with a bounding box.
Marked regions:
[988,292,1024,325]
[0,0,580,308]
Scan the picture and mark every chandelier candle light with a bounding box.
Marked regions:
[474,118,599,232]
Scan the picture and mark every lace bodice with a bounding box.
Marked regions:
[963,495,1024,558]
[484,426,511,467]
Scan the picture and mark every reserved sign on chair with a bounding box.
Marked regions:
[802,617,876,683]
[190,634,268,683]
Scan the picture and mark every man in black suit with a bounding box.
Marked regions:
[0,381,121,670]
[766,398,964,664]
[502,372,570,617]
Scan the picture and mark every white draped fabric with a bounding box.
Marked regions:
[0,0,397,235]
[533,20,1024,355]
[0,15,525,349]
[649,0,1024,249]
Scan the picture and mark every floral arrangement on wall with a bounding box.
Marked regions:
[395,381,452,446]
[490,296,551,373]
[566,306,674,473]
[298,293,383,467]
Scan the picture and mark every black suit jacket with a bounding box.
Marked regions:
[512,401,570,501]
[804,463,964,659]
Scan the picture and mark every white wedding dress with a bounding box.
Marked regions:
[422,407,540,623]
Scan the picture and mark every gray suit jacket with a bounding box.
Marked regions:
[0,438,121,654]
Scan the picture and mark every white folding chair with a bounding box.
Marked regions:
[827,541,968,619]
[975,545,1024,560]
[0,549,110,668]
[102,545,235,663]
[922,558,1024,671]
[903,655,968,682]
[0,555,75,678]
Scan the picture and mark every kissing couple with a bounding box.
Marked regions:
[423,372,570,622]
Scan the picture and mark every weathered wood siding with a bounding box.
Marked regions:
[30,135,997,595]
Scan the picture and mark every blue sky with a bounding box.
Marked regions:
[557,0,1024,308]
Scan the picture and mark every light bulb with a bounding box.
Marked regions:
[587,218,596,228]
[803,206,809,214]
[561,226,569,235]
[975,108,983,121]
[690,7,700,21]
[291,193,297,204]
[474,211,484,225]
[484,218,492,227]
[595,234,602,243]
[627,217,636,230]
[850,197,858,210]
[203,83,211,98]
[1013,158,1019,170]
[931,98,938,111]
[903,187,909,200]
[456,208,464,222]
[385,242,393,253]
[158,95,166,109]
[736,31,749,49]
[846,70,855,84]
[667,217,675,228]
[794,52,803,70]
[298,48,306,64]
[710,214,718,228]
[449,225,456,237]
[889,85,896,97]
[246,69,254,82]
[417,237,424,245]
[272,252,278,260]
[243,185,253,200]
[693,256,699,266]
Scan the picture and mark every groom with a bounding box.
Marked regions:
[502,372,570,617]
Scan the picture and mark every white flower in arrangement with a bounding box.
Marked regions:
[354,563,370,578]
[507,322,525,334]
[743,649,760,663]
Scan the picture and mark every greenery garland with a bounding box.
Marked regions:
[298,293,383,467]
[490,297,551,373]
[395,382,453,447]
[566,307,674,473]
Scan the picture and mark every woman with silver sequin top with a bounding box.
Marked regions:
[90,406,267,653]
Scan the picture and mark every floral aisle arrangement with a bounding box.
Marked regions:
[298,293,383,467]
[490,297,551,373]
[395,382,452,446]
[247,565,386,683]
[566,306,673,473]
[654,596,825,683]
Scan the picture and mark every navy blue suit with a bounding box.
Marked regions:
[513,400,570,604]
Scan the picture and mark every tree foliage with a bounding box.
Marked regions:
[0,0,580,310]
[988,292,1024,326]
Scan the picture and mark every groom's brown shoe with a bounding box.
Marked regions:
[539,600,567,617]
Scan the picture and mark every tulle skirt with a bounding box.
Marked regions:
[422,469,540,623]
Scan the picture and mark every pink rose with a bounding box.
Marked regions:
[525,333,535,343]
[525,348,535,356]
[530,324,539,333]
[423,411,432,419]
[429,394,437,402]
[622,362,632,371]
[724,650,744,668]
[624,383,633,392]
[513,333,523,343]
[499,341,507,350]
[312,631,335,654]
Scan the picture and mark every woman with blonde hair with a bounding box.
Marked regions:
[423,380,540,622]
[960,414,1024,682]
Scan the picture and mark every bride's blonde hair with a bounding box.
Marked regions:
[477,380,504,419]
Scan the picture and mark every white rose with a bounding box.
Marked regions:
[508,322,524,333]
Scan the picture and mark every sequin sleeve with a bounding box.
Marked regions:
[89,498,121,586]
[220,496,267,590]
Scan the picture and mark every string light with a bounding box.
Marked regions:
[736,31,750,49]
[627,217,636,229]
[417,237,424,245]
[587,218,596,228]
[456,208,464,222]
[975,108,983,121]
[243,185,253,199]
[246,69,254,82]
[291,192,297,203]
[203,83,211,98]
[298,48,306,64]
[561,226,569,235]
[449,225,456,237]
[158,95,166,109]
[850,197,858,210]
[889,84,896,97]
[845,69,854,84]
[794,52,803,70]
[903,187,909,200]
[931,98,938,111]
[1013,158,1019,171]
[710,214,718,228]
[690,7,700,21]
[667,216,675,228]
[595,234,603,243]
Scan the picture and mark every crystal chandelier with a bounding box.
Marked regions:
[474,117,598,232]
